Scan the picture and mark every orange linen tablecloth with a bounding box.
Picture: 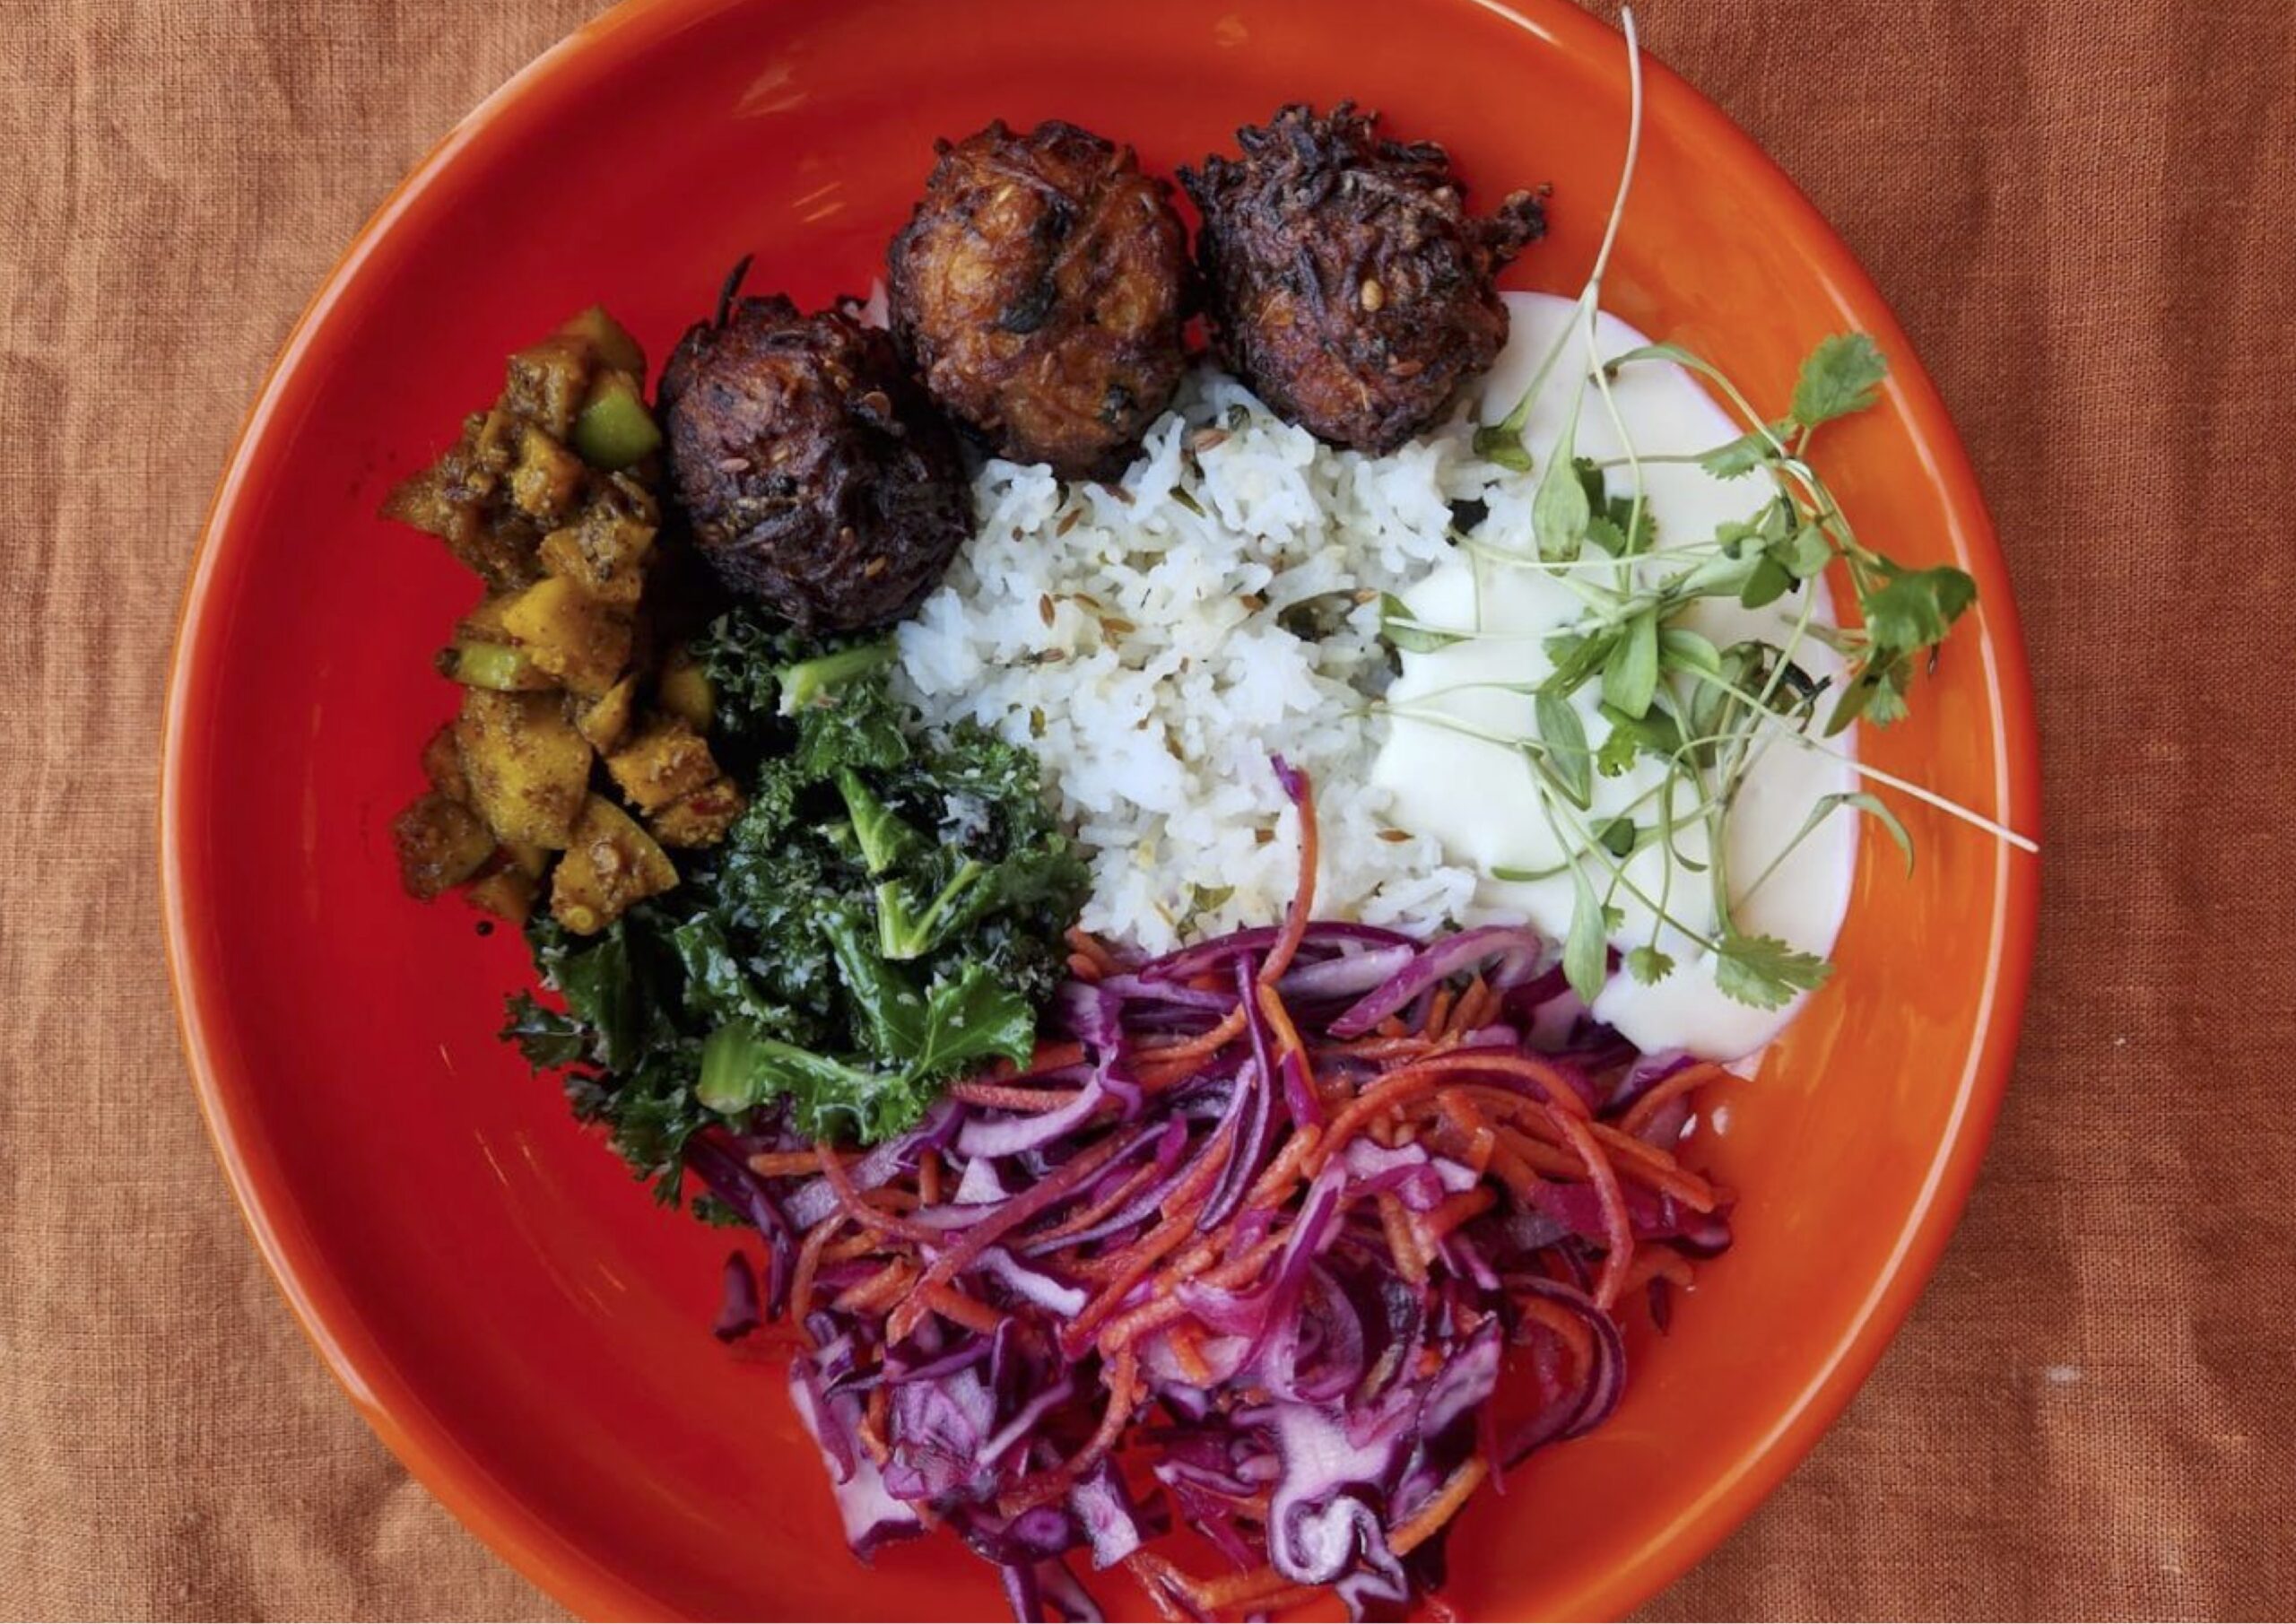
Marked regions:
[3,0,2291,1617]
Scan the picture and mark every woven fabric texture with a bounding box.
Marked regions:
[1,0,2290,1617]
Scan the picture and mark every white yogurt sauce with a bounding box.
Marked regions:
[1371,292,1857,1060]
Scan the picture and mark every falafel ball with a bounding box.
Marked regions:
[1181,104,1546,456]
[659,291,973,631]
[889,119,1189,480]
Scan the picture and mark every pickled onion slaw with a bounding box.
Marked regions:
[694,765,1731,1620]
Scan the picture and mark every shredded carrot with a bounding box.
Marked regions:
[748,1149,838,1178]
[833,1259,917,1315]
[1325,1055,1589,1165]
[921,1281,1003,1336]
[1585,1120,1719,1211]
[1435,1090,1497,1175]
[1062,1121,1233,1352]
[1452,974,1500,1038]
[823,1229,882,1264]
[1181,1564,1326,1616]
[1205,1229,1288,1287]
[1257,774,1318,986]
[946,1080,1089,1112]
[1489,1122,1584,1179]
[1027,1158,1165,1247]
[1124,1554,1197,1624]
[1389,1455,1491,1556]
[1318,1034,1435,1062]
[1133,1049,1223,1092]
[1419,1185,1497,1245]
[1067,1202,1205,1346]
[1254,979,1308,1063]
[1515,1292,1597,1371]
[1617,1059,1727,1138]
[1245,1123,1322,1207]
[1553,1112,1633,1309]
[858,1384,891,1465]
[1018,1039,1089,1075]
[816,1142,944,1243]
[1065,927,1120,976]
[1142,1003,1248,1064]
[1378,1193,1428,1285]
[1417,1052,1592,1114]
[1065,952,1103,983]
[1164,1322,1213,1385]
[1422,986,1455,1040]
[1479,1137,1544,1203]
[1001,1348,1140,1509]
[1095,1292,1192,1353]
[888,1128,1135,1342]
[1621,1246,1695,1298]
[788,1218,842,1324]
[917,1151,943,1208]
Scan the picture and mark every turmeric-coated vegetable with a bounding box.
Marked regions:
[550,795,679,934]
[656,648,715,733]
[604,716,720,813]
[648,777,745,849]
[455,688,592,847]
[392,791,497,899]
[500,577,633,698]
[576,675,639,752]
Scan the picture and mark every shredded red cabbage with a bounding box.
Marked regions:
[693,769,1734,1620]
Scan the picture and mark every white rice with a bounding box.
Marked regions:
[892,369,1530,955]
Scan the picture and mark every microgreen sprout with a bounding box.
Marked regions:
[1383,4,2035,1012]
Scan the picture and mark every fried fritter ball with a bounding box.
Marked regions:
[1181,104,1547,456]
[889,119,1189,480]
[659,287,973,631]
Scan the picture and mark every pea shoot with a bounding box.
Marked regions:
[1378,7,2035,1013]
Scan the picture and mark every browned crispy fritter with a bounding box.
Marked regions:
[889,119,1189,480]
[1181,104,1547,456]
[658,290,972,631]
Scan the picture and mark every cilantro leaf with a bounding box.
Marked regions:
[1859,564,1978,653]
[1595,721,1641,778]
[1700,421,1793,478]
[1625,944,1676,986]
[1713,933,1832,1011]
[1790,334,1889,430]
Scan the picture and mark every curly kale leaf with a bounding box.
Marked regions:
[504,604,1087,1177]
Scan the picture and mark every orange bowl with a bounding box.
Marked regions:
[161,0,2039,1617]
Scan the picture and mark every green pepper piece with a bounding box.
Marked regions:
[436,640,550,691]
[570,375,662,471]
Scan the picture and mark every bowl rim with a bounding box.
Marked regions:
[159,0,2042,1617]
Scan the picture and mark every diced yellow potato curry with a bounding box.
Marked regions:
[385,307,744,934]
